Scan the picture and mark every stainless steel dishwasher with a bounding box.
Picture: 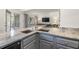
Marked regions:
[2,41,21,49]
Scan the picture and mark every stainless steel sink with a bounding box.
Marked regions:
[21,30,32,34]
[38,29,49,32]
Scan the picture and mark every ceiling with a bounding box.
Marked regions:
[18,9,31,11]
[23,9,59,13]
[8,9,59,14]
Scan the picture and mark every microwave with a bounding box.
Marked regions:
[42,17,50,22]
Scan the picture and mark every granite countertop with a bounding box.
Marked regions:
[0,27,79,48]
[0,28,36,48]
[48,28,79,40]
[0,31,36,48]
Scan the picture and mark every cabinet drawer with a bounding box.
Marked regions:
[56,37,79,48]
[22,35,36,47]
[40,34,53,42]
[40,40,53,49]
[24,40,36,49]
[56,44,73,49]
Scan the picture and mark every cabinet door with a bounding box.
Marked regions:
[40,40,53,49]
[56,44,73,49]
[24,40,37,49]
[21,35,36,48]
[34,38,40,49]
[22,34,40,49]
[56,37,79,48]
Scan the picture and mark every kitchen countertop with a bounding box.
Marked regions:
[0,28,37,48]
[49,28,79,40]
[0,27,79,48]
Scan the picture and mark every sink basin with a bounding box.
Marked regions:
[38,29,49,32]
[21,30,32,34]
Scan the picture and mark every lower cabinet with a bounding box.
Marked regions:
[40,40,53,49]
[21,34,40,49]
[55,37,79,49]
[56,44,73,49]
[24,40,37,49]
[21,33,79,49]
[39,33,79,49]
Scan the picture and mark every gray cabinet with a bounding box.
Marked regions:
[24,40,37,49]
[39,33,54,49]
[55,37,79,48]
[21,33,79,49]
[21,34,39,49]
[40,40,53,49]
[39,33,79,49]
[56,44,73,49]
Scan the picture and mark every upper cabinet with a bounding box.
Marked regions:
[60,9,79,28]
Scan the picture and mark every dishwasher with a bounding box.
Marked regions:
[2,41,21,49]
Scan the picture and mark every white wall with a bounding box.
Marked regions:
[48,12,59,24]
[0,9,6,32]
[60,9,79,28]
[20,14,25,28]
